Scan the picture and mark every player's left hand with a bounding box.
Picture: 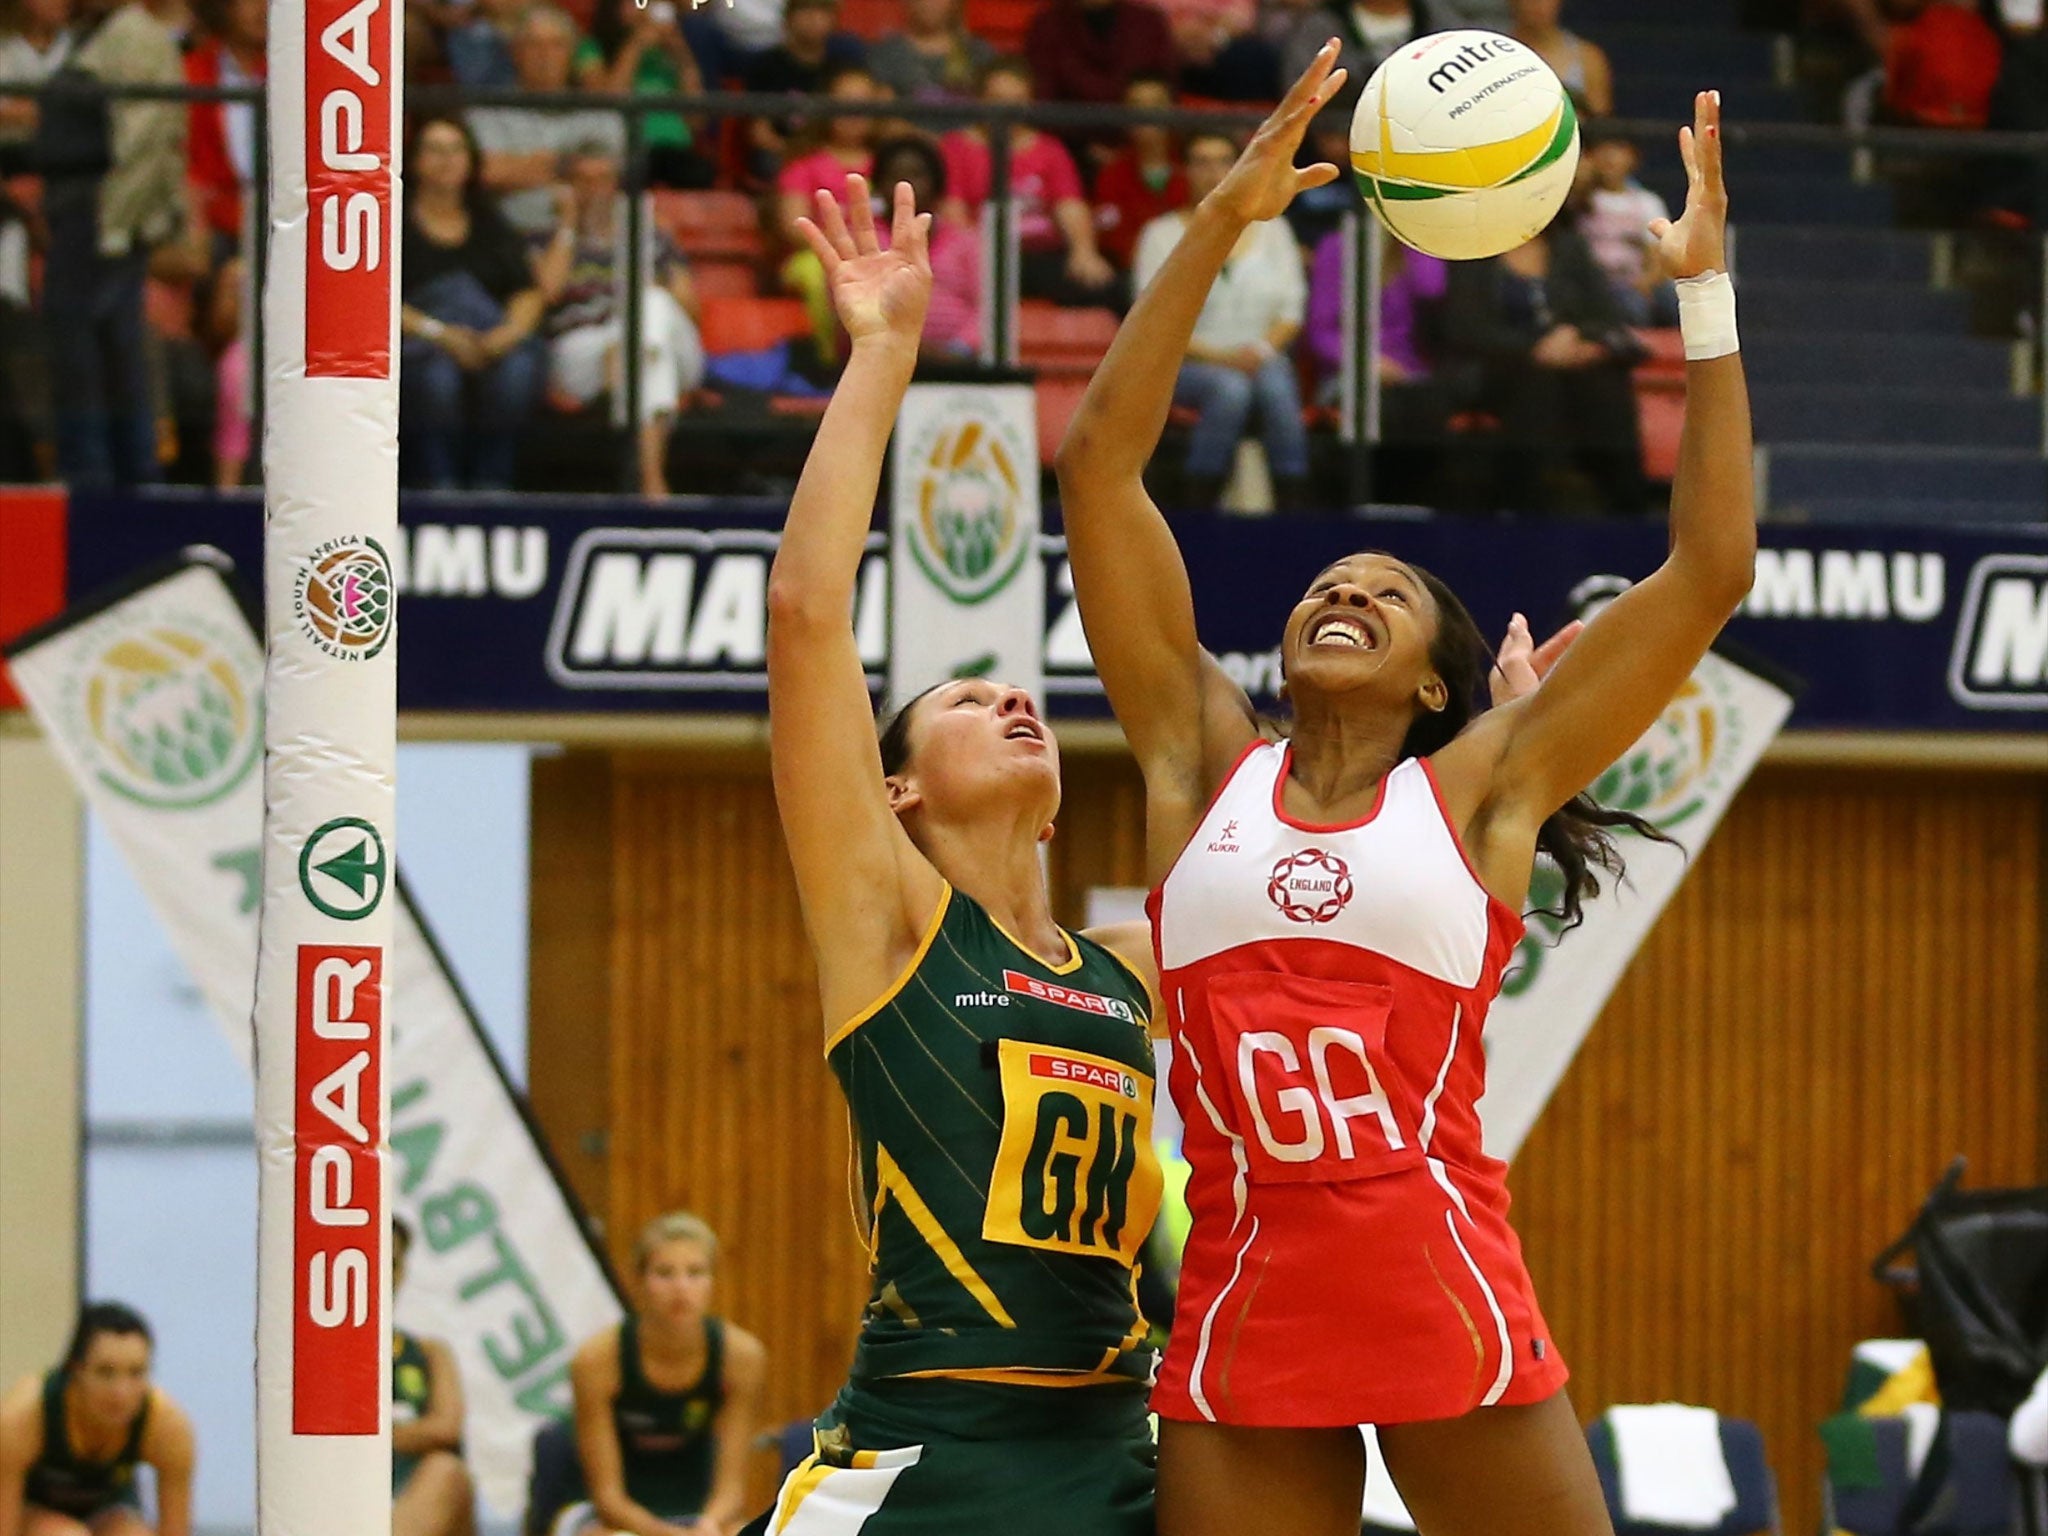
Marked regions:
[795,174,932,348]
[1205,40,1348,226]
[1490,613,1584,707]
[1649,90,1729,279]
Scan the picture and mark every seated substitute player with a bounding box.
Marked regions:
[391,1220,476,1536]
[0,1304,196,1536]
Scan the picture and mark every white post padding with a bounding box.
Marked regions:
[256,0,401,1524]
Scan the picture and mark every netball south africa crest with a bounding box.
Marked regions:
[294,535,395,661]
[906,409,1032,606]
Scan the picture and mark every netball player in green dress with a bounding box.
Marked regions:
[0,1305,195,1536]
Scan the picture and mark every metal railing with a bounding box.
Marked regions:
[4,73,2046,503]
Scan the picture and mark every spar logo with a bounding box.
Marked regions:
[904,403,1033,606]
[299,815,388,920]
[295,536,394,661]
[294,944,384,1434]
[1027,1048,1141,1100]
[59,613,262,810]
[1001,970,1139,1025]
[1949,555,2048,710]
[305,0,393,376]
[1268,848,1354,924]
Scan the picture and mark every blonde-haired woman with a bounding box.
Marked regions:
[561,1214,765,1536]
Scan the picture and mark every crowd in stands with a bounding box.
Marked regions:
[0,0,2040,506]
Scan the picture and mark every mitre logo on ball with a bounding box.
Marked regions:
[294,535,395,661]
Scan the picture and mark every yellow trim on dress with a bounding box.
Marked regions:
[874,1145,1018,1327]
[825,885,954,1054]
[771,1451,831,1532]
[984,908,1085,975]
[895,1365,1131,1388]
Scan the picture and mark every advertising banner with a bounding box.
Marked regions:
[5,556,622,1518]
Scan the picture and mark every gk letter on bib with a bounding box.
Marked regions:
[984,1039,1161,1263]
[304,0,393,375]
[1205,972,1415,1185]
[294,943,384,1433]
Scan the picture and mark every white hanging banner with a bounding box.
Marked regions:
[1480,645,1796,1159]
[5,555,622,1519]
[889,384,1045,707]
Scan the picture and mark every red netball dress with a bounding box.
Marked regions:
[1147,741,1569,1427]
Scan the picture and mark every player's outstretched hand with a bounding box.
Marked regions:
[1649,90,1729,279]
[794,175,932,348]
[1205,40,1348,226]
[1489,612,1584,707]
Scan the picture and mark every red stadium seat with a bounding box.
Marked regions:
[836,0,898,39]
[965,0,1039,51]
[1034,376,1090,464]
[1637,326,1685,378]
[698,295,813,355]
[656,189,766,261]
[1636,374,1685,483]
[1016,301,1118,373]
[688,259,762,300]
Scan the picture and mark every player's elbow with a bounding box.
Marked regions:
[766,574,846,635]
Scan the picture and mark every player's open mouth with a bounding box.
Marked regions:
[1005,720,1044,743]
[1308,614,1378,651]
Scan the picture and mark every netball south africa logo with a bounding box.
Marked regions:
[906,408,1031,606]
[66,616,262,809]
[1267,848,1355,925]
[1590,667,1745,837]
[294,536,394,661]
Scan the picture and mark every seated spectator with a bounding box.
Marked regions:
[535,139,706,497]
[182,0,263,489]
[562,1214,765,1536]
[1885,0,2002,125]
[390,1221,474,1536]
[36,0,186,488]
[1576,129,1676,325]
[1133,129,1309,508]
[1092,73,1187,270]
[1509,0,1612,117]
[0,1302,197,1536]
[1281,0,1452,111]
[866,0,992,98]
[776,61,880,361]
[710,0,784,60]
[1024,0,1173,163]
[444,0,520,88]
[745,0,866,175]
[1985,13,2047,219]
[1440,214,1646,514]
[941,56,1119,304]
[0,181,47,477]
[475,5,626,238]
[1284,115,1354,250]
[1306,222,1447,400]
[0,0,76,161]
[875,133,981,357]
[399,115,546,490]
[1161,0,1279,99]
[575,0,714,188]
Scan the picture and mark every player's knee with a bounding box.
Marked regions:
[21,1511,96,1536]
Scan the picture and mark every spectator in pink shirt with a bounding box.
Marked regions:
[939,55,1119,305]
[873,136,981,358]
[776,62,881,365]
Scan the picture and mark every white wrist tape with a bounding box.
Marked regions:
[1676,269,1738,360]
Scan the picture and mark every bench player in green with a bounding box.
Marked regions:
[0,1304,196,1536]
[762,177,1167,1536]
[391,1220,475,1536]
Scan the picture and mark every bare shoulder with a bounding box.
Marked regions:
[1428,700,1518,829]
[0,1375,44,1458]
[720,1325,767,1383]
[570,1325,622,1386]
[143,1391,196,1469]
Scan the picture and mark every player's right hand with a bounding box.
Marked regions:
[795,175,932,349]
[1205,40,1347,227]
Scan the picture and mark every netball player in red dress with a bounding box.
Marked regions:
[1056,45,1753,1536]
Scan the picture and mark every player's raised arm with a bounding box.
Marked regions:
[1444,91,1755,834]
[1054,46,1344,856]
[766,178,946,1023]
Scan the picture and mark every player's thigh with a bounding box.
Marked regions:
[21,1509,94,1536]
[1376,1389,1613,1536]
[1155,1420,1364,1536]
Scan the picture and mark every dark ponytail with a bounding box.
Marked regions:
[1403,565,1673,932]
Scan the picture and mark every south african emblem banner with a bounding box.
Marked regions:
[1479,640,1797,1159]
[889,384,1044,707]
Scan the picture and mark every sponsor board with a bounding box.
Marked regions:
[304,0,394,376]
[295,943,384,1434]
[1001,970,1141,1026]
[55,497,2048,731]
